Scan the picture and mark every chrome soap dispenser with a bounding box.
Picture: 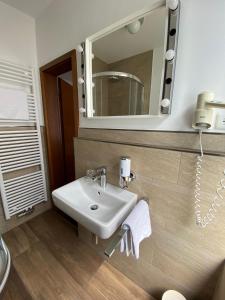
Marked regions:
[119,157,135,188]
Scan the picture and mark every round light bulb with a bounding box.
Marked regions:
[78,77,84,84]
[127,20,141,34]
[92,82,95,88]
[77,44,83,53]
[161,98,171,108]
[91,53,95,59]
[165,49,175,61]
[166,0,179,10]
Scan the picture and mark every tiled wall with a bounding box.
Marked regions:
[75,130,225,300]
[92,51,153,115]
[0,127,52,233]
[109,51,153,115]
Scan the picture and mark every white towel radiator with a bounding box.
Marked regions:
[0,59,47,220]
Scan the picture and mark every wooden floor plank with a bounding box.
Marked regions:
[13,241,93,300]
[28,210,154,300]
[3,223,39,258]
[3,210,155,300]
[2,266,32,300]
[27,212,112,300]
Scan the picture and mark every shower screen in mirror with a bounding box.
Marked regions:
[81,2,180,117]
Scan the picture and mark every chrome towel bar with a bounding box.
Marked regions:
[104,226,129,258]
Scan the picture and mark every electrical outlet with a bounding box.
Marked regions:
[215,110,225,129]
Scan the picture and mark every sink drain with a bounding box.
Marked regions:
[90,204,99,211]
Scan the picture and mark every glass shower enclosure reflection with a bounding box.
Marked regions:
[0,237,11,294]
[92,72,145,116]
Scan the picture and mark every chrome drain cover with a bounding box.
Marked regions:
[90,204,99,211]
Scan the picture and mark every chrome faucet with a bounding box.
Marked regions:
[88,167,107,189]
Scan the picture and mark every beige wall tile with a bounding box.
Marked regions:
[78,128,225,155]
[75,139,181,183]
[178,152,225,193]
[109,51,153,115]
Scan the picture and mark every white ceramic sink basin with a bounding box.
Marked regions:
[52,177,137,239]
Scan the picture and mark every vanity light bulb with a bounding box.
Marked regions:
[78,77,84,84]
[165,49,175,61]
[166,0,179,10]
[91,53,95,59]
[161,99,171,108]
[92,82,95,88]
[77,44,84,53]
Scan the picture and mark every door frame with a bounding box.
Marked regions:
[40,50,79,191]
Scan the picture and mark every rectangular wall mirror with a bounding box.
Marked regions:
[78,1,180,119]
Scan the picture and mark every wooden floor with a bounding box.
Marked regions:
[2,210,155,300]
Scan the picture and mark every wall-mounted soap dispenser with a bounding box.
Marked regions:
[119,157,135,189]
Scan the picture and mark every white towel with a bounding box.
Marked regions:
[0,86,29,120]
[120,200,152,259]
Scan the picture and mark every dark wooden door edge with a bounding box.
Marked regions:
[40,50,76,73]
[40,49,79,191]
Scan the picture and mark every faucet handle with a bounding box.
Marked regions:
[96,166,107,175]
[86,169,96,178]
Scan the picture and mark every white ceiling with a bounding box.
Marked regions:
[93,6,167,64]
[0,0,55,18]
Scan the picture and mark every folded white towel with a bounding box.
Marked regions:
[0,87,29,120]
[120,199,152,259]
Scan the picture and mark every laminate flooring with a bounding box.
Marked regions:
[2,210,155,300]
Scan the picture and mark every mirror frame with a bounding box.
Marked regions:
[78,0,180,120]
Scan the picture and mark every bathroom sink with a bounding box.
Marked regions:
[52,177,137,239]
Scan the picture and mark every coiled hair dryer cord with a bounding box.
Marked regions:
[194,130,225,228]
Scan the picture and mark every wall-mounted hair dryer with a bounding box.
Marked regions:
[192,91,225,228]
[192,92,225,129]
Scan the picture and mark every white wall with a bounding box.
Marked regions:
[35,0,225,132]
[59,71,73,86]
[0,1,44,125]
[0,2,36,66]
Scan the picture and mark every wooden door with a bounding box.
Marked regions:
[58,78,75,183]
[40,50,79,191]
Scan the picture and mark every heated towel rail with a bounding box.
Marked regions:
[0,59,47,220]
